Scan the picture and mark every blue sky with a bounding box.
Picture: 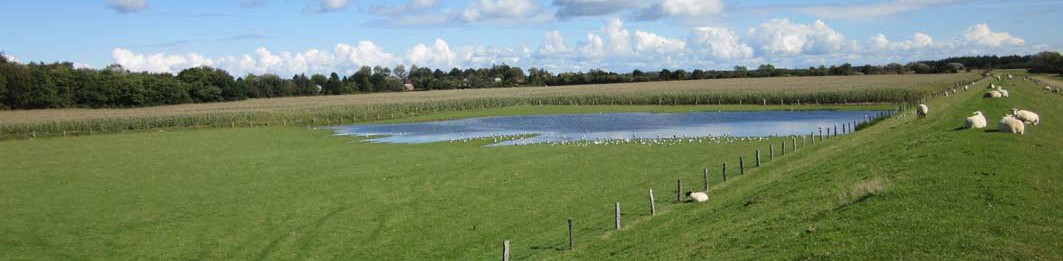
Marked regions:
[2,0,1061,76]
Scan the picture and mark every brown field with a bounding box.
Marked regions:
[0,73,976,125]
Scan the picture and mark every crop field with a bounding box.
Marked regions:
[0,73,977,139]
[3,72,1059,260]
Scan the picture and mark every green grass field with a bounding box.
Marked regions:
[1,72,1059,260]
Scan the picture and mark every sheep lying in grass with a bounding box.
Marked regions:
[999,115,1026,135]
[1011,108,1040,125]
[686,191,709,203]
[917,104,929,117]
[965,111,987,129]
[984,91,1002,98]
[999,89,1009,97]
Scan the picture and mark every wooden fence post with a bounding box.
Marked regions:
[703,168,709,191]
[739,157,745,174]
[615,202,622,230]
[770,144,775,161]
[502,240,510,261]
[676,179,682,202]
[756,149,761,167]
[568,218,575,250]
[781,140,786,156]
[811,132,815,144]
[792,137,797,150]
[722,163,728,181]
[649,189,656,215]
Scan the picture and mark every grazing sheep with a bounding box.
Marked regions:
[1008,74,1014,79]
[1010,108,1040,125]
[944,91,950,97]
[965,111,987,129]
[987,83,996,89]
[999,89,1009,97]
[686,191,709,203]
[984,91,1002,98]
[964,85,969,91]
[999,115,1026,135]
[917,104,929,117]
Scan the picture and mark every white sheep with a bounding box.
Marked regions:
[1010,108,1040,125]
[686,191,709,203]
[999,89,1009,97]
[917,104,929,117]
[965,111,987,129]
[987,83,996,89]
[983,91,1002,98]
[999,114,1026,135]
[1008,74,1014,79]
[964,85,969,91]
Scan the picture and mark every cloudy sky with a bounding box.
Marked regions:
[1,0,1060,76]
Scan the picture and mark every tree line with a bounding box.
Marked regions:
[1,51,1061,110]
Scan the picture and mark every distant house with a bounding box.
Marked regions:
[494,77,502,83]
[403,79,415,91]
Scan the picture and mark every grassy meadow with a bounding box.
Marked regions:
[0,73,977,139]
[2,71,1060,260]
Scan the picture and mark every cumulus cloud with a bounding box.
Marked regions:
[407,39,458,69]
[1,53,18,63]
[868,32,934,51]
[963,24,1024,47]
[634,30,686,54]
[554,0,643,19]
[636,0,724,21]
[689,27,753,60]
[107,0,148,14]
[307,0,351,13]
[746,18,850,56]
[112,48,213,73]
[603,18,632,54]
[459,0,541,22]
[798,0,956,20]
[541,30,569,54]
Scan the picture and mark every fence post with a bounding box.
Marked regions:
[756,149,761,167]
[703,168,709,191]
[722,163,728,181]
[502,240,510,261]
[770,144,775,161]
[792,137,797,150]
[676,179,682,202]
[811,132,816,144]
[615,202,622,230]
[568,218,575,250]
[649,189,656,215]
[739,157,745,174]
[781,140,786,156]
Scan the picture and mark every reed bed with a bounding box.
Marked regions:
[0,73,980,139]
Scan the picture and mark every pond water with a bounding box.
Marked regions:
[331,110,884,146]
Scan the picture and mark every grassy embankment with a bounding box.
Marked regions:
[0,73,977,139]
[551,71,1063,260]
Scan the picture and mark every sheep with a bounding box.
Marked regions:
[999,89,1009,97]
[983,91,1002,98]
[1008,74,1014,79]
[999,114,1025,135]
[965,111,987,129]
[917,104,929,117]
[686,191,709,203]
[1010,108,1040,125]
[987,83,996,89]
[964,85,969,91]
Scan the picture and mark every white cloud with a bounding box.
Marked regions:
[1,53,18,63]
[579,33,607,58]
[634,30,686,54]
[334,41,402,69]
[689,27,753,60]
[604,18,632,54]
[868,32,934,51]
[407,38,458,69]
[636,0,724,21]
[963,24,1024,47]
[454,45,528,68]
[460,0,540,22]
[107,0,148,14]
[798,0,956,20]
[746,18,850,56]
[112,48,213,73]
[307,0,351,13]
[541,30,569,54]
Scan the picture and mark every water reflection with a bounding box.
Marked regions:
[331,110,883,146]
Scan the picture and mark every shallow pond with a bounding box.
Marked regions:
[331,110,884,146]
